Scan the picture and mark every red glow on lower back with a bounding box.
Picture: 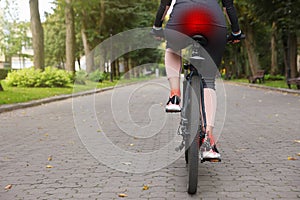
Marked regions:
[179,7,215,36]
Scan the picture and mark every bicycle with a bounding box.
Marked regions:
[175,34,245,194]
[173,34,214,194]
[151,28,244,194]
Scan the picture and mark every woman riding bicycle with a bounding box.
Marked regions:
[152,0,242,159]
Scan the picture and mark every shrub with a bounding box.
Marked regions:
[6,68,40,87]
[6,67,72,87]
[88,69,108,82]
[75,70,88,85]
[40,67,73,87]
[0,69,10,80]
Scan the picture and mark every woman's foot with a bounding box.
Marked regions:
[201,135,221,161]
[165,95,181,112]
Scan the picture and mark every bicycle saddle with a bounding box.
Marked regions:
[192,35,208,47]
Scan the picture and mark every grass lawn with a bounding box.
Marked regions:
[229,78,299,90]
[0,76,154,105]
[1,76,298,105]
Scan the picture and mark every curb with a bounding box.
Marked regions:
[226,81,300,95]
[1,79,299,114]
[0,86,115,114]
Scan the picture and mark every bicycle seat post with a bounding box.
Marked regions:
[190,35,207,61]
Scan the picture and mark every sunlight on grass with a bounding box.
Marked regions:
[0,75,156,105]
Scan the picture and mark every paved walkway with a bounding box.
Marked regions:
[0,78,299,199]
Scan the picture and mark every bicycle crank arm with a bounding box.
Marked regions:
[175,141,185,152]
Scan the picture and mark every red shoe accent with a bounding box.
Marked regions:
[207,131,216,146]
[170,89,181,98]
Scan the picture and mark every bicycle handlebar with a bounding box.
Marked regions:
[227,33,246,44]
[151,28,246,44]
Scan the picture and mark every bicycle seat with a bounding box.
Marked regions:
[192,35,208,47]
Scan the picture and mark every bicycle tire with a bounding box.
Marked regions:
[182,78,190,164]
[187,74,201,195]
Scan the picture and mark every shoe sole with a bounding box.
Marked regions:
[165,109,181,113]
[201,157,221,163]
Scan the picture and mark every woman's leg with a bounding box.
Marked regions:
[204,87,217,146]
[164,48,182,112]
[165,48,182,97]
[201,28,226,148]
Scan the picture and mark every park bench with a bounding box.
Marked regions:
[287,77,300,89]
[248,70,265,84]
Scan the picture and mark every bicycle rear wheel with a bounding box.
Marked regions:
[182,78,190,164]
[187,74,201,194]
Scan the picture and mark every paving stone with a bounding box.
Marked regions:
[0,79,299,199]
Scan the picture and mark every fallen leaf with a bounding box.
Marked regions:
[142,185,149,190]
[121,162,132,166]
[46,165,53,168]
[118,193,128,197]
[48,155,52,161]
[287,157,297,161]
[4,184,12,190]
[235,148,246,152]
[297,153,300,156]
[294,140,300,143]
[129,144,134,147]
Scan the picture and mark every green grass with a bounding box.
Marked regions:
[0,75,155,105]
[1,75,297,105]
[229,78,299,90]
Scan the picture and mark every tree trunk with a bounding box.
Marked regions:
[114,59,119,78]
[65,0,75,73]
[289,33,298,78]
[244,25,259,75]
[29,0,44,70]
[81,27,94,73]
[124,55,130,79]
[0,82,4,91]
[270,22,278,75]
[283,32,298,79]
[99,0,105,35]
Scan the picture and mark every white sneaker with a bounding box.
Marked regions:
[202,149,221,159]
[165,95,181,112]
[200,135,221,162]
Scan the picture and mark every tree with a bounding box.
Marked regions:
[29,0,45,70]
[234,1,262,76]
[65,0,75,72]
[44,7,66,68]
[248,0,300,77]
[43,0,159,78]
[74,0,104,73]
[0,0,31,69]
